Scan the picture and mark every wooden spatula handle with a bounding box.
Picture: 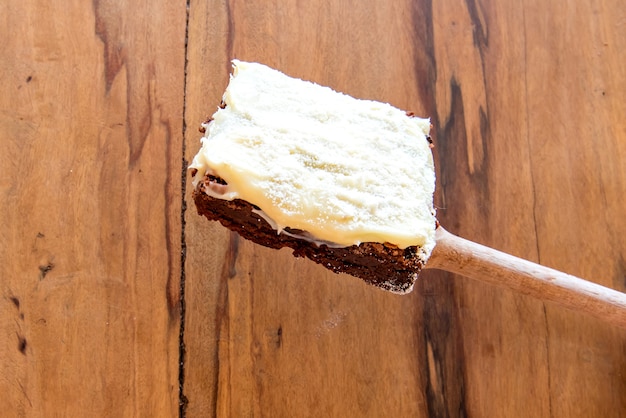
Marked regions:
[426,227,626,328]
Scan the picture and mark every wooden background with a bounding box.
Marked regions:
[1,0,625,416]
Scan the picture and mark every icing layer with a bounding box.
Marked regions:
[190,60,436,253]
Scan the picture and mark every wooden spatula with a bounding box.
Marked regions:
[192,61,626,329]
[426,226,626,328]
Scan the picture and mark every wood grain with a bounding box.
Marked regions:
[183,0,626,417]
[183,1,433,416]
[1,0,625,417]
[0,1,186,416]
[424,0,626,416]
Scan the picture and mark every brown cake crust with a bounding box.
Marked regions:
[192,174,426,293]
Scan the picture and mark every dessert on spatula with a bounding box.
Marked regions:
[190,60,436,293]
[190,61,626,327]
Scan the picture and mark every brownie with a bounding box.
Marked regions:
[192,174,426,293]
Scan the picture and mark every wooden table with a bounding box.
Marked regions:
[2,1,625,416]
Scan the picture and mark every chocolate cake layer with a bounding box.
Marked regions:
[193,176,426,293]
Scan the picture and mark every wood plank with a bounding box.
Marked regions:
[0,1,186,416]
[420,0,626,416]
[426,1,554,416]
[523,1,626,415]
[183,1,434,416]
[423,0,626,416]
[183,0,626,416]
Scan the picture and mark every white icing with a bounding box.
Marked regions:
[250,208,351,248]
[190,60,436,254]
